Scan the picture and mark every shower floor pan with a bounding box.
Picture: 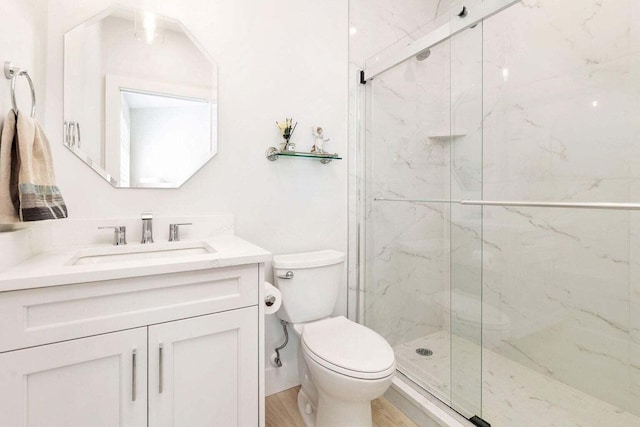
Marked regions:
[394,331,640,427]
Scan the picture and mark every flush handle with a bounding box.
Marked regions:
[276,271,294,279]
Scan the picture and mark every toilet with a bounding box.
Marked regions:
[273,250,396,427]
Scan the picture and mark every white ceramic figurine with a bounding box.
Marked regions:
[311,126,330,153]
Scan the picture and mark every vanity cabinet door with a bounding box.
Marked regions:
[0,328,147,427]
[148,306,259,427]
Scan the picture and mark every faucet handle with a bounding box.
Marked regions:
[169,223,192,242]
[98,226,127,246]
[141,212,154,244]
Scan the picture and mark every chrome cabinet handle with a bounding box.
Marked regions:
[276,271,294,279]
[159,344,164,394]
[132,349,137,402]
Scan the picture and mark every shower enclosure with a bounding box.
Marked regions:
[356,0,640,425]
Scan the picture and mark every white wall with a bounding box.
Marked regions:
[0,0,46,122]
[0,0,48,256]
[1,0,348,395]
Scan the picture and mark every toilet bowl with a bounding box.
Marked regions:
[273,251,396,427]
[299,317,395,426]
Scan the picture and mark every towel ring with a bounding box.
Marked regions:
[4,61,36,118]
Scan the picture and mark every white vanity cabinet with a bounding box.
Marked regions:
[0,328,148,427]
[148,307,258,426]
[0,263,264,427]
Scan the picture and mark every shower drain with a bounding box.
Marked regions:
[415,348,433,357]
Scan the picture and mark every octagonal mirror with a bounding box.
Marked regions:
[63,6,217,188]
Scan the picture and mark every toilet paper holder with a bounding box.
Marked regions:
[265,295,277,307]
[263,281,282,315]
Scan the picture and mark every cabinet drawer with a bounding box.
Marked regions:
[0,265,259,353]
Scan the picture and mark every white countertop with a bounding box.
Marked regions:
[0,235,271,293]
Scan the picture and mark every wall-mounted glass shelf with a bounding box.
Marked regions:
[265,147,342,164]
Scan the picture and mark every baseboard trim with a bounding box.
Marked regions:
[265,363,300,396]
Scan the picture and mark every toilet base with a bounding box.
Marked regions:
[297,386,374,427]
[297,388,316,427]
[315,392,373,427]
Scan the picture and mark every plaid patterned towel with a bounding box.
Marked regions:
[19,183,68,221]
[0,111,19,223]
[16,112,68,221]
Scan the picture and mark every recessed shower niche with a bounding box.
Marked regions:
[63,6,218,188]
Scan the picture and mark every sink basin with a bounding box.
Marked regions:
[66,241,216,266]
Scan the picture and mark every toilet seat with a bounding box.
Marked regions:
[301,316,396,380]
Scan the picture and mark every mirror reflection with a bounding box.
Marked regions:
[63,6,218,188]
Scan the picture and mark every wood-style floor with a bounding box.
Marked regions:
[265,386,418,427]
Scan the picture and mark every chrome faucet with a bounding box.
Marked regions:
[141,211,153,244]
[98,226,127,245]
[169,223,192,242]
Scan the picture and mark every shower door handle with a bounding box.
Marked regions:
[460,200,640,210]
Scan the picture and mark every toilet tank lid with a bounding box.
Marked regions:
[273,250,345,269]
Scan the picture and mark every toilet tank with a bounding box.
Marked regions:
[272,250,345,324]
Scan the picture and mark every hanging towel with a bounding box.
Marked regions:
[16,112,68,221]
[0,112,20,223]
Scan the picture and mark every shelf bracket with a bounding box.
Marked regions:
[265,147,280,161]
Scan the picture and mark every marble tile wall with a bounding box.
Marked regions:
[630,212,640,414]
[349,0,454,340]
[364,202,450,346]
[355,0,487,350]
[352,0,640,419]
[348,0,453,323]
[362,40,452,347]
[481,0,640,416]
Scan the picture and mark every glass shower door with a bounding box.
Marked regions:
[362,7,485,419]
[362,33,457,407]
[448,12,484,419]
[478,1,640,425]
